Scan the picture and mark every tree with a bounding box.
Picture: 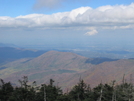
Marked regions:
[0,79,14,101]
[115,82,134,101]
[9,76,37,101]
[69,79,92,101]
[36,79,62,101]
[93,83,113,101]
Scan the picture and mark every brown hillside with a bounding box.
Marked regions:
[0,51,94,86]
[1,51,134,90]
[65,59,134,89]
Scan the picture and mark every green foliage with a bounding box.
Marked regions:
[93,83,113,101]
[115,83,134,101]
[69,79,91,101]
[0,79,13,101]
[1,76,134,101]
[37,79,62,101]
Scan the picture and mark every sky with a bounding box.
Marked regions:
[0,0,134,50]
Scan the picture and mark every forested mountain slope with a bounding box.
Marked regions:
[0,50,133,90]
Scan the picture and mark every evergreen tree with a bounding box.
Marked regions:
[1,76,134,101]
[93,83,113,101]
[36,79,62,101]
[69,79,92,101]
[115,82,134,101]
[0,79,14,101]
[9,76,37,101]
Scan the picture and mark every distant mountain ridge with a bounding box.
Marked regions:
[85,58,118,65]
[0,47,46,65]
[0,43,16,47]
[0,50,134,90]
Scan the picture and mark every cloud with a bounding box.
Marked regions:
[85,29,98,36]
[1,3,134,30]
[34,0,63,9]
[33,0,90,10]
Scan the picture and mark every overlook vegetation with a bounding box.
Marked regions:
[0,76,134,101]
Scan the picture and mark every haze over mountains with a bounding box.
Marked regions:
[0,47,47,66]
[0,46,134,90]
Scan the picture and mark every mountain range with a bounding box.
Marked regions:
[0,47,47,65]
[0,49,134,91]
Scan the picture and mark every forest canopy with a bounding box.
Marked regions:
[0,76,134,101]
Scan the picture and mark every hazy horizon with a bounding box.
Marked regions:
[1,0,134,52]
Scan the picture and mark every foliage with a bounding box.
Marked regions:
[0,76,134,101]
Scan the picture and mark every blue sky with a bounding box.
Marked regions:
[0,0,133,17]
[0,0,134,50]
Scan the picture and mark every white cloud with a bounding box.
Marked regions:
[85,29,98,36]
[1,3,134,30]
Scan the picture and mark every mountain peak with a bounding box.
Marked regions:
[37,50,86,59]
